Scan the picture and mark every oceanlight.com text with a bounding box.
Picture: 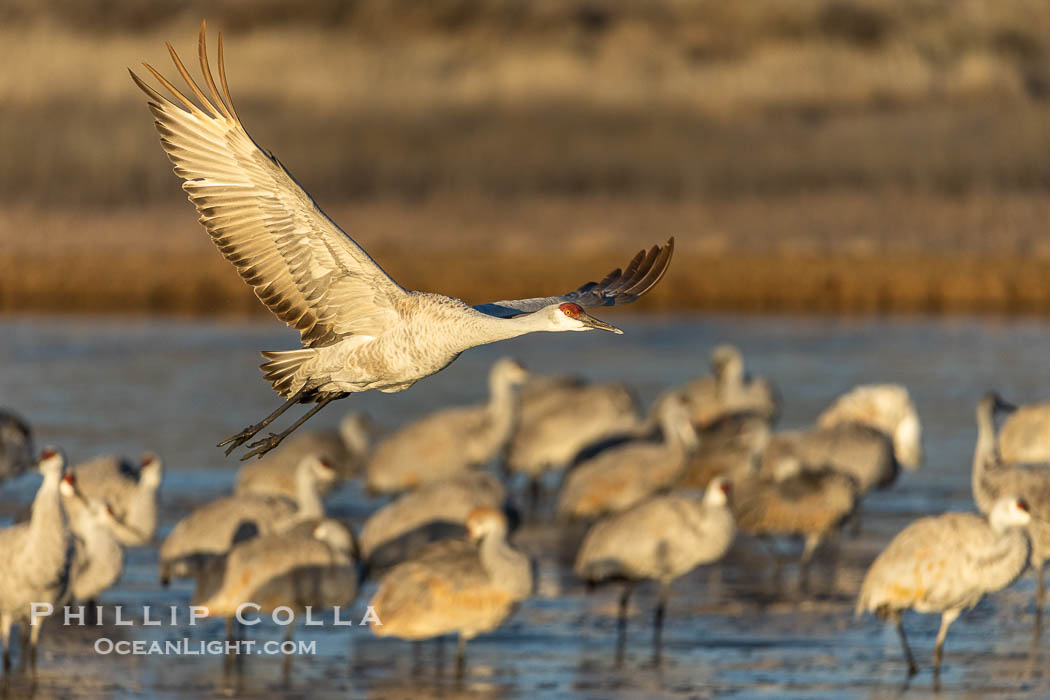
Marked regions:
[94,639,317,656]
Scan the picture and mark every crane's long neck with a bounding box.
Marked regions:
[296,468,325,520]
[483,372,521,456]
[21,471,71,585]
[717,361,745,402]
[123,477,159,545]
[660,409,699,456]
[972,403,1001,513]
[478,528,532,601]
[456,310,560,353]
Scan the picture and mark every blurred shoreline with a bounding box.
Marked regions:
[6,191,1050,316]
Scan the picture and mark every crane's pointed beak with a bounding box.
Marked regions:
[580,311,623,334]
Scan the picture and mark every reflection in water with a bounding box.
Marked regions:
[2,314,1050,696]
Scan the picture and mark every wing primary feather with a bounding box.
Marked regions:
[142,62,206,117]
[622,238,673,299]
[216,31,242,124]
[129,68,167,105]
[166,41,219,119]
[198,21,234,120]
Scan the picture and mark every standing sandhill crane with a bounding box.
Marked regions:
[159,455,335,583]
[0,410,33,484]
[235,412,374,499]
[857,496,1031,677]
[360,471,508,572]
[759,423,898,496]
[0,449,74,671]
[971,392,1050,614]
[998,399,1050,463]
[504,376,640,488]
[682,345,779,427]
[557,393,699,520]
[733,457,858,585]
[816,383,923,472]
[369,507,531,677]
[365,358,529,494]
[574,477,735,660]
[60,475,132,606]
[74,453,162,546]
[194,519,357,641]
[131,24,674,461]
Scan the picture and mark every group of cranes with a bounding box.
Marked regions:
[6,347,1050,682]
[0,445,163,669]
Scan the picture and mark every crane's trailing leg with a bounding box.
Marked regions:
[219,387,308,455]
[241,395,336,461]
[891,611,918,677]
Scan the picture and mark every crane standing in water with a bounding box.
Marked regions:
[131,23,673,460]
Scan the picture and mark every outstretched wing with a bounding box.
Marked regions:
[131,22,408,347]
[472,238,674,319]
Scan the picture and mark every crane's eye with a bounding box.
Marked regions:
[559,303,582,318]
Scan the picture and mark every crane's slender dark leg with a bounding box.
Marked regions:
[241,395,335,461]
[652,582,669,666]
[892,611,917,677]
[615,584,632,667]
[455,636,467,679]
[1037,564,1046,617]
[528,478,542,518]
[219,386,307,455]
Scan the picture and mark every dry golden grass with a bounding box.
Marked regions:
[5,191,1050,315]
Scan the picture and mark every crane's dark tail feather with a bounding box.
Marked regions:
[260,349,315,396]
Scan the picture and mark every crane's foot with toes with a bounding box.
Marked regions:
[217,426,265,456]
[241,433,288,460]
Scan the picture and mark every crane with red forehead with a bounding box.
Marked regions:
[131,23,674,460]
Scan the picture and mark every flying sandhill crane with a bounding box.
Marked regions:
[0,449,74,671]
[131,24,674,461]
[816,383,923,472]
[365,358,529,494]
[557,392,699,520]
[971,392,1050,614]
[159,455,336,583]
[194,519,358,642]
[60,475,135,607]
[360,471,508,572]
[0,410,33,485]
[74,453,162,546]
[998,399,1050,463]
[235,412,374,499]
[503,376,640,492]
[574,477,735,660]
[857,496,1031,677]
[682,345,779,427]
[369,507,531,677]
[733,457,858,586]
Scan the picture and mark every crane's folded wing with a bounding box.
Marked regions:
[472,238,674,319]
[131,24,408,347]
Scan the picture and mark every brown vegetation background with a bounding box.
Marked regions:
[4,0,1050,315]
